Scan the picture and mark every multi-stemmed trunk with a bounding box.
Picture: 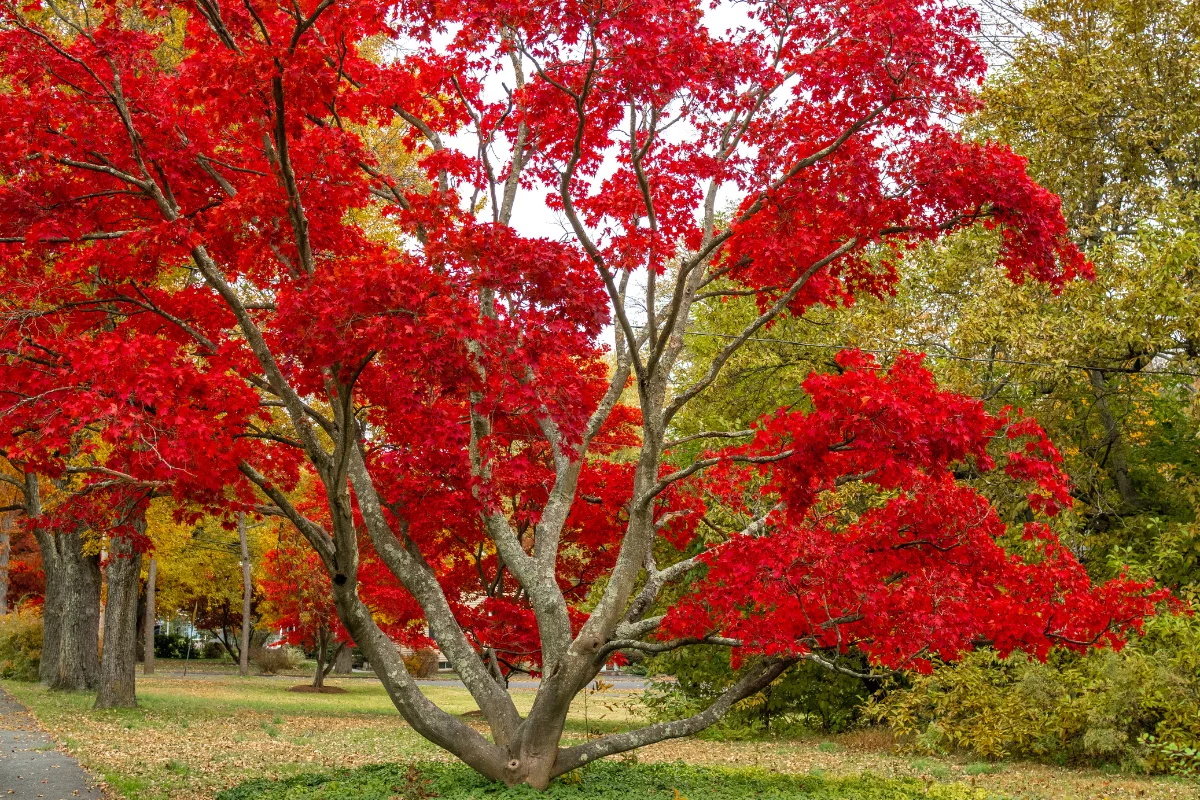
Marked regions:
[96,531,143,708]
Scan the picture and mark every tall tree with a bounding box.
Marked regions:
[0,513,13,617]
[0,0,1171,787]
[151,514,265,663]
[259,531,349,689]
[96,504,145,708]
[237,513,252,677]
[142,556,156,675]
[8,473,103,692]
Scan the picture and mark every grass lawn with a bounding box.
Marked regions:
[3,675,1196,800]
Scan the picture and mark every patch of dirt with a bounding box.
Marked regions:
[287,685,350,694]
[458,709,485,718]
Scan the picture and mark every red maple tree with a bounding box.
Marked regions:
[259,528,350,687]
[0,0,1171,787]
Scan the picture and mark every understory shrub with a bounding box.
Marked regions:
[252,645,304,674]
[216,760,1001,800]
[0,609,42,681]
[644,648,873,736]
[402,648,441,679]
[869,612,1200,772]
[154,632,194,659]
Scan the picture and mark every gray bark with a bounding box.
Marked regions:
[238,513,252,677]
[21,474,100,690]
[96,530,143,708]
[333,642,353,674]
[0,513,12,616]
[143,557,156,675]
[312,626,329,689]
[36,528,101,691]
[39,549,60,685]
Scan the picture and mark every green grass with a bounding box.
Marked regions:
[910,758,952,779]
[216,761,998,800]
[964,762,1006,776]
[4,676,1193,800]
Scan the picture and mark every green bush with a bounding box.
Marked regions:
[644,648,873,736]
[868,612,1200,772]
[217,760,1001,800]
[0,608,42,681]
[155,632,195,659]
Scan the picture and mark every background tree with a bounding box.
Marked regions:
[259,528,350,689]
[153,512,266,665]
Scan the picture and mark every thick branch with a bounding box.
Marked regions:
[552,658,794,775]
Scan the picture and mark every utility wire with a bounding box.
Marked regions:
[683,331,1200,379]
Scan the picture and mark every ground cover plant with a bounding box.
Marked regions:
[215,761,1001,800]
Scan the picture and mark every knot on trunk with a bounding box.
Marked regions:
[333,573,347,585]
[506,759,520,772]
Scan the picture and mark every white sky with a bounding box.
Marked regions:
[429,1,1023,348]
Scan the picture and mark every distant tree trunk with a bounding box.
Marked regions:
[143,557,156,675]
[96,526,143,709]
[334,643,353,675]
[1087,369,1142,511]
[313,625,328,689]
[135,581,145,662]
[238,513,252,677]
[0,513,13,616]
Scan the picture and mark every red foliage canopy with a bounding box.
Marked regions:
[664,352,1165,672]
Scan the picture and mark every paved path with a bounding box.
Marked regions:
[0,687,105,799]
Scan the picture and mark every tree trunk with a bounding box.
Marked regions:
[96,532,143,708]
[313,626,327,689]
[143,557,156,675]
[238,513,252,677]
[1087,369,1141,511]
[0,513,12,616]
[39,545,61,684]
[334,643,353,674]
[36,528,102,691]
[24,472,102,691]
